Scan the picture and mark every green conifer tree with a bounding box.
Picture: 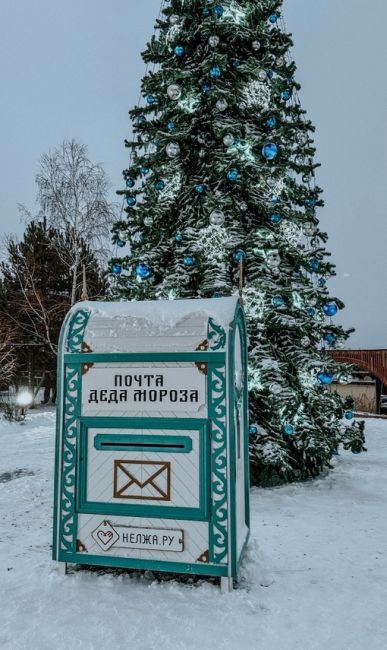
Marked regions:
[0,220,106,380]
[109,0,365,484]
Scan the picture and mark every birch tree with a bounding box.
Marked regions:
[0,319,16,388]
[35,139,116,305]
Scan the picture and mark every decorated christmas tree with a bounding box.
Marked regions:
[109,0,365,485]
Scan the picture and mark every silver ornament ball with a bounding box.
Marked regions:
[270,383,282,395]
[223,133,235,147]
[266,250,281,268]
[169,14,179,25]
[240,202,248,212]
[167,84,182,100]
[209,35,220,47]
[252,40,261,51]
[215,98,228,112]
[166,142,180,158]
[275,56,285,68]
[297,132,308,145]
[258,69,267,81]
[209,209,226,226]
[144,217,153,226]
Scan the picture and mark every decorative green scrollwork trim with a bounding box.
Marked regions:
[209,363,228,564]
[208,318,227,352]
[66,309,90,353]
[59,364,81,554]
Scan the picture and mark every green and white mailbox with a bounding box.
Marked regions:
[53,297,250,591]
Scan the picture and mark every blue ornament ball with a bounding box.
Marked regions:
[227,168,239,181]
[233,250,246,263]
[136,115,146,125]
[154,180,165,191]
[213,4,224,17]
[324,333,336,346]
[266,116,277,128]
[112,263,122,275]
[309,258,320,271]
[210,66,221,79]
[272,295,284,307]
[269,13,278,23]
[271,195,279,205]
[249,425,258,436]
[267,70,274,79]
[202,7,211,17]
[136,263,151,279]
[317,371,334,385]
[174,232,183,242]
[318,277,327,287]
[116,240,126,248]
[344,410,354,421]
[232,59,241,69]
[174,45,184,57]
[140,166,150,176]
[270,213,282,225]
[281,90,291,101]
[126,178,135,188]
[262,143,278,160]
[323,303,338,317]
[183,255,196,267]
[126,196,136,207]
[195,184,205,193]
[146,94,155,105]
[283,424,295,436]
[352,449,362,455]
[167,121,176,131]
[202,83,210,93]
[305,197,317,208]
[308,307,316,317]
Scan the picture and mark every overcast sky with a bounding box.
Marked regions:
[0,0,386,348]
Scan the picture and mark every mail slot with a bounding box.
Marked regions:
[53,297,250,591]
[94,434,193,453]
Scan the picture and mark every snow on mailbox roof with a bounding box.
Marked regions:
[80,296,239,330]
[69,297,240,354]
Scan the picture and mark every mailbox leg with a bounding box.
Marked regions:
[57,561,68,575]
[221,577,234,593]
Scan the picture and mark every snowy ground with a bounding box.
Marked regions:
[0,410,386,650]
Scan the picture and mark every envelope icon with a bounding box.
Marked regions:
[113,460,171,501]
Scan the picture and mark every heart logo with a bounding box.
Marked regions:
[97,530,113,545]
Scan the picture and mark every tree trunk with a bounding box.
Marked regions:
[71,247,81,306]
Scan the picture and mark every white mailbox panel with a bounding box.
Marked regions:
[84,427,202,510]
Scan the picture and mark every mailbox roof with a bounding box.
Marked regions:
[66,297,240,354]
